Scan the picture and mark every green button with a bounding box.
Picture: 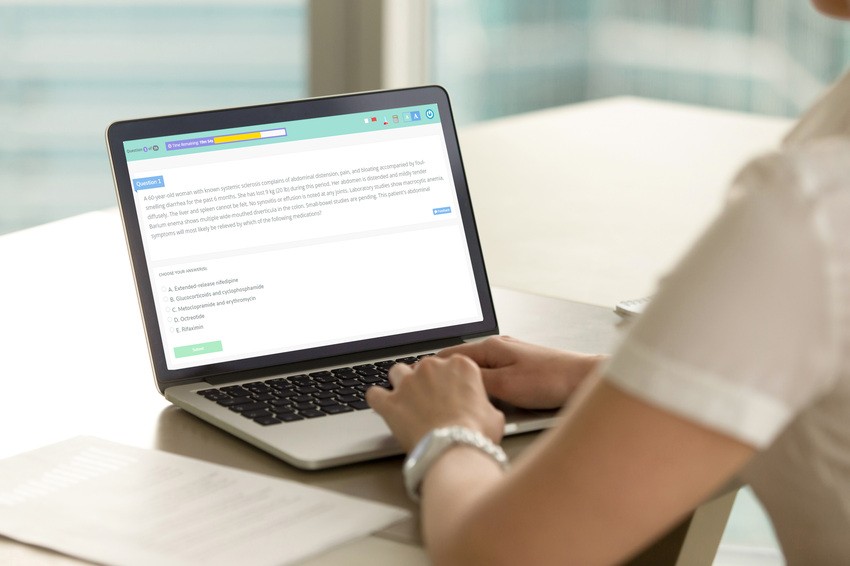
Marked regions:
[174,340,223,358]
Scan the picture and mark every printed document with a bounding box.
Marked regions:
[0,437,409,565]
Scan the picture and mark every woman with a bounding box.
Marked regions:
[366,1,850,564]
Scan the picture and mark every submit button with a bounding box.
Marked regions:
[174,340,223,358]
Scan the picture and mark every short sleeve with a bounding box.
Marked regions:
[602,149,837,449]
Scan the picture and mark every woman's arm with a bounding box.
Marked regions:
[369,359,754,565]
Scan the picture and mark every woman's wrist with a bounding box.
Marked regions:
[403,426,510,502]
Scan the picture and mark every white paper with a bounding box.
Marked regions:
[0,437,409,565]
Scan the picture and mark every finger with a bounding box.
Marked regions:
[388,362,413,387]
[365,385,390,414]
[437,342,474,358]
[478,367,510,398]
[438,340,496,363]
[439,337,508,368]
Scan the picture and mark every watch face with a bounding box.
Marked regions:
[404,426,508,501]
[404,429,450,501]
[406,429,443,469]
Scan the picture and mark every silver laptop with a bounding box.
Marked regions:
[107,86,556,469]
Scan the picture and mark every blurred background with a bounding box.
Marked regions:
[3,1,849,562]
[3,0,849,236]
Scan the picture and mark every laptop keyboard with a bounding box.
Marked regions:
[195,354,433,426]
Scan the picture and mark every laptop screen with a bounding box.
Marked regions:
[108,88,496,386]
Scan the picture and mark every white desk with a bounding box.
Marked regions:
[0,97,792,565]
[461,96,791,306]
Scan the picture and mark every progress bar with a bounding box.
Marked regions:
[166,128,287,151]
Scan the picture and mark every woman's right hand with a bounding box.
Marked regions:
[438,336,604,409]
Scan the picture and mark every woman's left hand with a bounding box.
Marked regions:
[366,355,506,452]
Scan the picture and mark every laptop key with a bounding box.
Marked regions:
[312,374,337,383]
[322,405,353,415]
[299,409,325,419]
[254,416,282,426]
[201,392,230,401]
[395,357,419,365]
[274,389,300,399]
[336,394,361,404]
[350,401,370,410]
[243,409,272,419]
[230,402,268,413]
[275,412,304,422]
[216,396,253,407]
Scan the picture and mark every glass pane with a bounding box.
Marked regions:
[1,1,307,234]
[431,0,850,125]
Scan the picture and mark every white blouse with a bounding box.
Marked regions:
[603,71,850,564]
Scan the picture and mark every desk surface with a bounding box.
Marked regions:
[0,97,792,565]
[461,96,790,307]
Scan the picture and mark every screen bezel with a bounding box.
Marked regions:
[107,86,497,392]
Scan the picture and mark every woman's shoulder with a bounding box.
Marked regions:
[731,136,850,208]
[783,70,850,145]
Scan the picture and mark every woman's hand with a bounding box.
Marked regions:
[439,336,604,409]
[366,354,505,452]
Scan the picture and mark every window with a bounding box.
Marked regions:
[0,0,306,234]
[430,0,850,125]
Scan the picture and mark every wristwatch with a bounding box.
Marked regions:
[403,426,510,502]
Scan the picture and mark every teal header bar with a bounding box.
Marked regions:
[123,104,441,162]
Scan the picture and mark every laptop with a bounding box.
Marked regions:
[107,86,557,469]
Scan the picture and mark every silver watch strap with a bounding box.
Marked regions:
[403,426,509,502]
